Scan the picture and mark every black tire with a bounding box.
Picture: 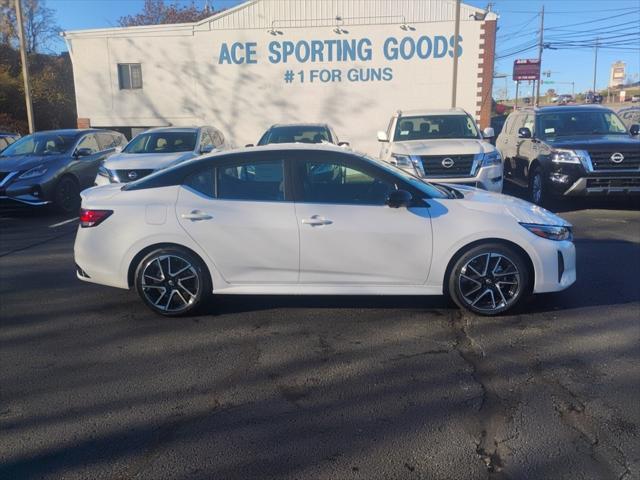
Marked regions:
[134,247,211,317]
[448,243,531,316]
[53,176,80,214]
[528,166,546,206]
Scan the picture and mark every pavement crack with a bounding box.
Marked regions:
[450,311,516,480]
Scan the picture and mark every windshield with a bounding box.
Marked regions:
[394,115,479,141]
[258,126,331,145]
[123,131,197,154]
[362,154,449,199]
[538,111,628,139]
[1,133,77,157]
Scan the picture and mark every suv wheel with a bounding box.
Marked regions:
[53,176,80,213]
[448,243,531,316]
[135,247,211,316]
[528,166,545,205]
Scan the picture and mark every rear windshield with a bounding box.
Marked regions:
[0,133,77,156]
[123,131,197,154]
[258,126,331,145]
[394,115,479,141]
[537,111,627,139]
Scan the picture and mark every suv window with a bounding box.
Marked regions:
[212,129,224,148]
[523,115,535,133]
[393,115,479,141]
[200,130,213,149]
[77,134,100,154]
[97,132,122,150]
[217,160,284,202]
[299,160,395,205]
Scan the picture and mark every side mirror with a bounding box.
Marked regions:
[482,127,495,139]
[518,127,532,139]
[386,190,413,208]
[200,144,214,154]
[338,141,350,147]
[377,131,389,142]
[245,143,254,147]
[630,124,639,136]
[74,147,93,157]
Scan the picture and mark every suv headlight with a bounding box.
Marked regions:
[482,151,502,167]
[98,166,119,182]
[551,149,582,164]
[19,165,48,180]
[520,223,573,241]
[391,154,424,176]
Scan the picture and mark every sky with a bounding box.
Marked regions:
[48,0,640,97]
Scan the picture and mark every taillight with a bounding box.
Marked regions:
[79,209,113,228]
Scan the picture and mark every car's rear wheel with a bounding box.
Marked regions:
[135,247,211,316]
[53,176,80,213]
[448,243,531,316]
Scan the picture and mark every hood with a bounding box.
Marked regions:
[0,153,65,172]
[103,151,194,170]
[545,134,639,151]
[446,184,570,227]
[391,139,495,156]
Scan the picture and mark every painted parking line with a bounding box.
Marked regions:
[48,217,79,228]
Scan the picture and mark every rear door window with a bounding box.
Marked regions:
[217,160,284,202]
[77,134,100,154]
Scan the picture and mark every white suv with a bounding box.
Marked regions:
[377,109,503,192]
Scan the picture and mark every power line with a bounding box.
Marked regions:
[544,10,639,31]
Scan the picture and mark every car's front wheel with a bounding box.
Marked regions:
[134,247,211,316]
[448,243,531,316]
[53,176,80,213]
[528,166,546,206]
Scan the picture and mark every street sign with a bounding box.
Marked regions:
[542,80,554,84]
[513,59,541,81]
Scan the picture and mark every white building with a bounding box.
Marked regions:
[63,0,497,154]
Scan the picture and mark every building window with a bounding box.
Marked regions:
[117,63,143,90]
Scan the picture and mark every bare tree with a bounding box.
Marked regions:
[0,0,61,53]
[118,0,219,27]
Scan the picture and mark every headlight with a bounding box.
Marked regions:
[551,149,581,164]
[98,166,119,182]
[482,151,502,167]
[19,165,48,179]
[391,154,425,176]
[520,223,573,241]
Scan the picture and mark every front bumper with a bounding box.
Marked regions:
[546,157,640,197]
[530,237,576,293]
[563,176,640,196]
[0,176,53,206]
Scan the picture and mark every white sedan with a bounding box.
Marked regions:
[74,144,576,317]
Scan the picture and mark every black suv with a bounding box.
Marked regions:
[496,106,640,205]
[0,129,126,212]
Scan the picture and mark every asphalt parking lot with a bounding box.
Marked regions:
[1,193,639,480]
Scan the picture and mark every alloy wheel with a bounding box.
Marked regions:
[531,172,543,204]
[458,252,521,313]
[141,255,200,313]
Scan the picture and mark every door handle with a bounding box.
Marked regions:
[301,215,333,226]
[181,210,212,221]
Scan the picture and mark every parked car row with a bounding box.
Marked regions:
[1,105,638,213]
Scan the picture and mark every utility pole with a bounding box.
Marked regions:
[535,5,544,106]
[592,38,599,93]
[15,0,35,133]
[451,0,461,108]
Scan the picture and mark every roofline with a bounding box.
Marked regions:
[62,0,490,38]
[63,0,257,37]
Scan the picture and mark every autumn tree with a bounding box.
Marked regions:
[0,0,61,53]
[118,0,220,27]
